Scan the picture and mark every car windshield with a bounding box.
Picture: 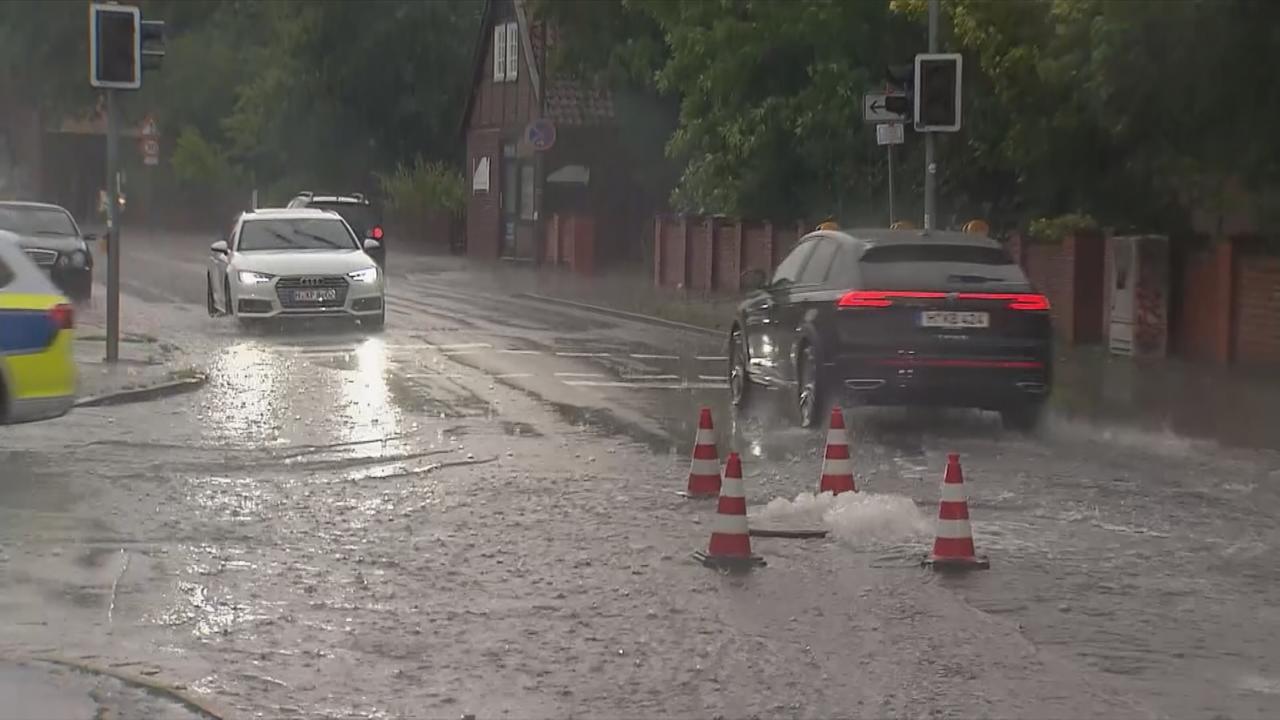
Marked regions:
[855,243,1029,291]
[0,206,78,236]
[308,202,376,237]
[237,218,359,251]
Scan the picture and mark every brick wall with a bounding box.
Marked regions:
[465,128,501,260]
[1177,248,1226,363]
[653,214,806,294]
[544,213,595,275]
[1009,231,1106,345]
[1234,252,1280,366]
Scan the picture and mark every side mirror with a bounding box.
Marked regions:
[210,240,229,256]
[83,233,97,242]
[741,268,768,292]
[362,238,385,267]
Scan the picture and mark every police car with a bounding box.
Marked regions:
[0,230,77,424]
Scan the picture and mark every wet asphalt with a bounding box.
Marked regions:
[0,229,1278,719]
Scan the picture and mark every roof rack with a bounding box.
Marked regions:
[296,191,313,198]
[350,192,366,202]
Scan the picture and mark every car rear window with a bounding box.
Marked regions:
[854,243,1030,291]
[308,203,377,236]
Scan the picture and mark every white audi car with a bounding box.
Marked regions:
[206,208,386,330]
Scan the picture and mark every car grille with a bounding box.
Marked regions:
[24,248,57,267]
[276,275,349,309]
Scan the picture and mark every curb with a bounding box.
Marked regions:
[21,654,229,720]
[75,373,208,408]
[515,292,723,337]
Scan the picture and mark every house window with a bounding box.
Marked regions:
[493,24,506,82]
[493,21,519,82]
[505,22,519,81]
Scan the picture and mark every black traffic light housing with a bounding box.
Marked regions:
[914,53,963,132]
[89,3,140,89]
[141,20,165,72]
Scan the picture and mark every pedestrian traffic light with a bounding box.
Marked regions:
[914,53,962,132]
[141,19,165,72]
[89,3,141,89]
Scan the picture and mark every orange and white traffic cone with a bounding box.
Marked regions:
[694,452,765,571]
[680,407,721,498]
[819,406,856,495]
[923,453,990,571]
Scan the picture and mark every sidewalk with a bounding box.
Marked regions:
[0,658,215,719]
[72,296,206,407]
[436,257,1280,452]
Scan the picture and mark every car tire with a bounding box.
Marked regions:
[796,342,827,428]
[206,275,218,317]
[68,276,92,304]
[1000,403,1044,433]
[224,277,234,317]
[729,328,752,410]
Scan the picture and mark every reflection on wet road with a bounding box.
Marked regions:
[1,238,1278,719]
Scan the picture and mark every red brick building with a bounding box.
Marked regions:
[461,0,644,271]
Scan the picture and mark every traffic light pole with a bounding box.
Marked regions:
[105,88,121,363]
[923,0,939,231]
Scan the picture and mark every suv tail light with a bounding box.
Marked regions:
[837,290,1051,311]
[50,303,74,330]
[370,225,384,240]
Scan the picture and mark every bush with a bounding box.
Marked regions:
[377,158,465,217]
[1027,213,1099,243]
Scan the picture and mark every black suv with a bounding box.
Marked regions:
[286,192,386,264]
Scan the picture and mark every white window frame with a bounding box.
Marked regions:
[493,24,506,82]
[505,21,519,81]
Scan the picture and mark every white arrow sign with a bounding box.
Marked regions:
[863,92,909,123]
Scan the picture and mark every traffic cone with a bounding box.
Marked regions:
[694,453,765,571]
[923,453,990,571]
[819,406,856,495]
[679,407,721,498]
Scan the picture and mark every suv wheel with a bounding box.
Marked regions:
[1000,403,1044,433]
[796,343,826,428]
[729,329,751,409]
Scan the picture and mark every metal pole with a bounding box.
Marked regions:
[887,143,896,225]
[105,89,121,363]
[923,0,939,231]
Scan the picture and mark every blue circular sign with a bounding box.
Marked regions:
[526,118,557,152]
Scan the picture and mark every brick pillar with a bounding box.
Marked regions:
[653,215,664,287]
[677,215,689,288]
[728,221,744,293]
[704,216,718,292]
[1212,238,1236,365]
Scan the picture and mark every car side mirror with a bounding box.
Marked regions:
[83,233,97,242]
[741,268,768,292]
[362,238,382,253]
[210,240,229,256]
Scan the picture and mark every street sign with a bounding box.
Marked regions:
[876,123,905,146]
[140,114,158,137]
[141,138,159,165]
[525,118,557,152]
[863,92,909,123]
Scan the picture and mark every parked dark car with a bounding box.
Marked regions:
[286,192,385,266]
[0,201,94,302]
[727,228,1053,430]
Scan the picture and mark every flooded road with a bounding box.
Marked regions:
[1,232,1278,718]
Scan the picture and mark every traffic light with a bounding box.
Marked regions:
[141,19,165,72]
[89,3,141,89]
[914,53,962,132]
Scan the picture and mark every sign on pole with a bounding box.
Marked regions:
[139,114,159,165]
[876,123,905,146]
[524,118,557,152]
[863,92,909,124]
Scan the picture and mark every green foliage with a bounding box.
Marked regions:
[1028,213,1099,244]
[377,159,466,217]
[170,126,244,191]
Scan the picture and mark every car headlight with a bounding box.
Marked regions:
[347,267,378,283]
[70,250,87,269]
[238,270,275,285]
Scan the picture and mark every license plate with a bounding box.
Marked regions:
[920,311,989,328]
[294,288,337,302]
